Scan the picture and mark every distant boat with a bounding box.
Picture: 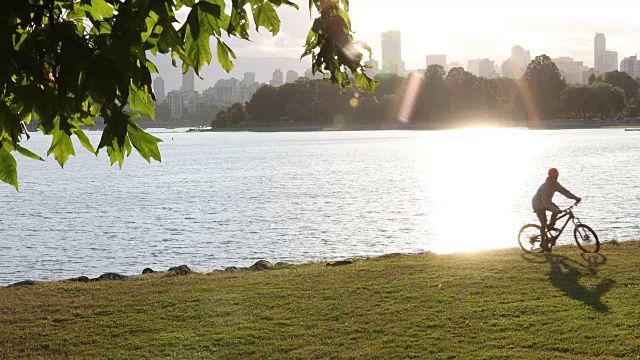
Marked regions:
[186,126,212,132]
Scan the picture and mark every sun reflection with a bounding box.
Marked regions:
[415,128,541,254]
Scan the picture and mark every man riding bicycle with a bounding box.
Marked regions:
[532,168,581,252]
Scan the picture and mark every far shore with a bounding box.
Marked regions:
[151,117,640,133]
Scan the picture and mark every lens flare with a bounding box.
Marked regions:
[397,72,424,123]
[516,79,540,124]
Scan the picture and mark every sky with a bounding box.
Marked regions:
[155,0,640,91]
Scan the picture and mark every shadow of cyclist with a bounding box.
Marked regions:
[522,252,614,313]
[546,253,614,312]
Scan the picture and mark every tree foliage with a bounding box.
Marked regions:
[0,0,375,189]
[602,71,639,100]
[220,59,634,129]
[520,55,567,120]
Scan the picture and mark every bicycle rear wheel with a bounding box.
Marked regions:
[518,224,543,254]
[574,224,600,253]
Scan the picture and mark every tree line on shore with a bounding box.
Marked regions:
[208,55,640,129]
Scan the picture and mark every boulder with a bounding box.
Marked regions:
[64,276,90,283]
[96,273,127,281]
[8,280,36,287]
[224,266,240,272]
[142,268,155,275]
[326,260,353,267]
[168,265,192,275]
[250,260,272,271]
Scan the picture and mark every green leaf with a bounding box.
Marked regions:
[129,82,156,118]
[0,148,18,190]
[15,144,44,161]
[47,129,76,168]
[105,137,127,167]
[127,121,162,163]
[228,2,250,40]
[84,0,114,21]
[216,39,236,72]
[182,2,226,73]
[0,103,11,139]
[73,128,96,154]
[338,8,351,30]
[252,1,280,35]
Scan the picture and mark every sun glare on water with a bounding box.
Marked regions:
[414,128,541,254]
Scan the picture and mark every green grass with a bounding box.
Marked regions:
[1,242,640,359]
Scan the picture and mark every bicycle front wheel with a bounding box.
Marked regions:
[574,224,600,253]
[518,224,543,254]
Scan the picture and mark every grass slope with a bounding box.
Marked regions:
[1,242,639,359]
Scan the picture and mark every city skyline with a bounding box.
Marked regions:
[151,1,640,91]
[154,30,637,96]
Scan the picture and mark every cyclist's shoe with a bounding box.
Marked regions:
[539,242,551,253]
[547,226,560,232]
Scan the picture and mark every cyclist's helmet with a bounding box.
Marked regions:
[548,168,559,178]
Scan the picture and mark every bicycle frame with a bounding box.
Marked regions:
[547,204,582,241]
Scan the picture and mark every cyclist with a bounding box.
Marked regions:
[532,168,581,252]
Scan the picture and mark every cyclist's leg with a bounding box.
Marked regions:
[535,209,549,250]
[548,203,560,229]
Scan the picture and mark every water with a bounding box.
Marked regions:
[1,128,639,285]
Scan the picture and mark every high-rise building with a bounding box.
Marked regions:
[426,54,447,69]
[468,59,495,78]
[502,45,531,79]
[553,57,587,84]
[594,33,617,73]
[153,77,165,104]
[511,45,531,68]
[478,59,495,78]
[467,59,480,76]
[286,70,299,84]
[270,68,284,87]
[181,67,195,92]
[621,56,640,78]
[166,90,184,119]
[580,68,597,84]
[594,33,606,72]
[243,72,256,87]
[381,30,403,74]
[602,51,619,72]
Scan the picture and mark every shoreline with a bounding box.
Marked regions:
[2,240,638,358]
[3,239,628,288]
[177,118,640,133]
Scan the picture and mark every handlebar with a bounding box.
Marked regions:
[562,200,581,213]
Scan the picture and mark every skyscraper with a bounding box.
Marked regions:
[381,30,403,74]
[594,33,618,73]
[426,54,447,69]
[594,33,606,72]
[153,77,165,104]
[478,59,495,78]
[621,56,640,78]
[243,72,256,87]
[270,68,283,86]
[181,68,195,92]
[286,70,299,84]
[603,51,619,72]
[501,45,531,79]
[553,57,587,84]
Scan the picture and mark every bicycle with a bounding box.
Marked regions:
[518,202,600,254]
